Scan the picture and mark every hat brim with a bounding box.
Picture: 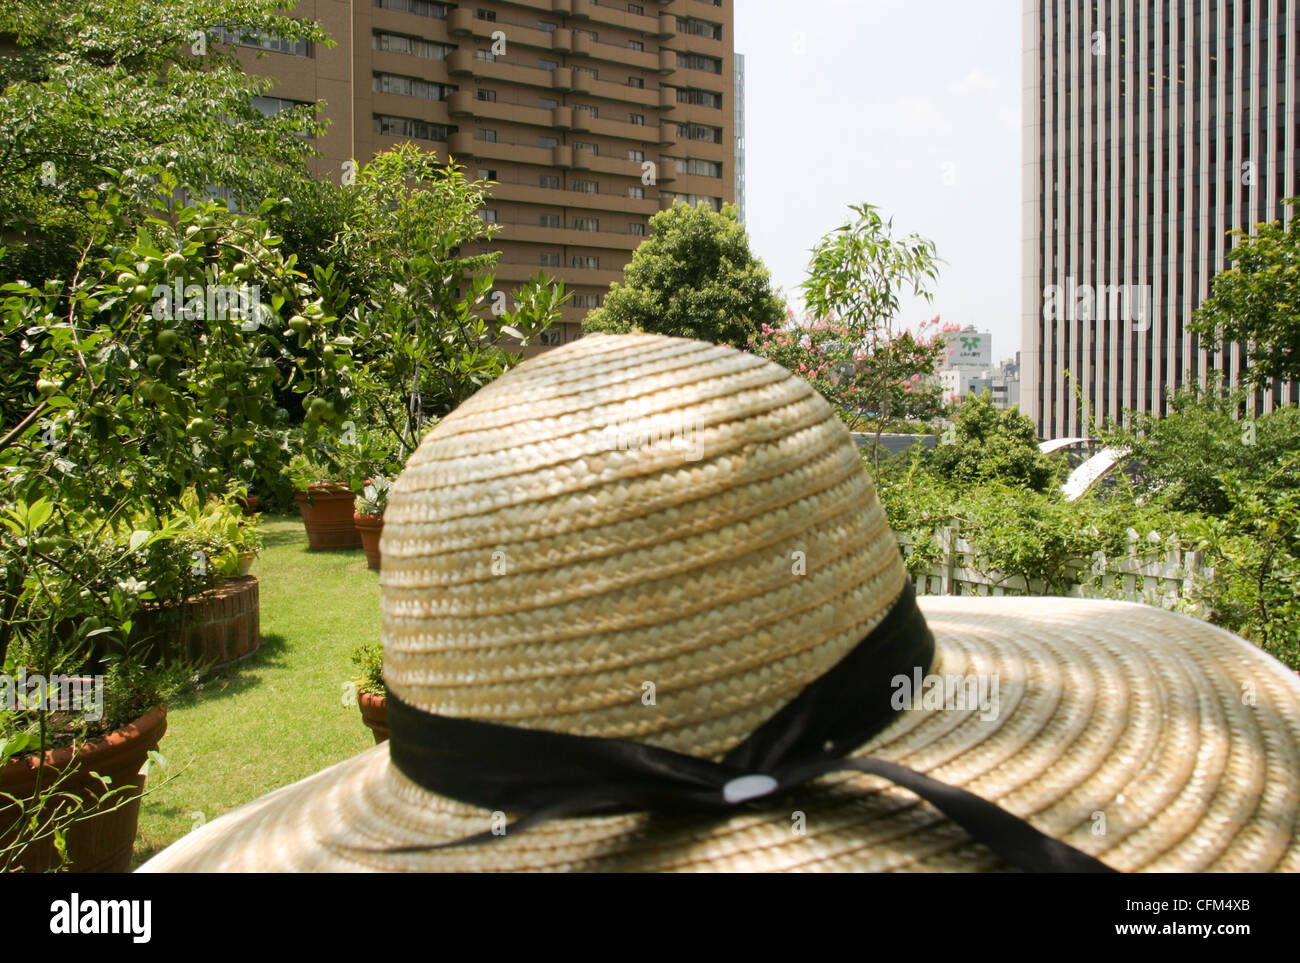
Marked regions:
[138,596,1300,872]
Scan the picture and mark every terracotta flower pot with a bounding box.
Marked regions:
[358,691,388,744]
[0,706,167,873]
[236,494,260,517]
[353,512,383,570]
[237,550,257,575]
[294,483,362,550]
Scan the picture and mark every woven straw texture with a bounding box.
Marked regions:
[140,334,1300,872]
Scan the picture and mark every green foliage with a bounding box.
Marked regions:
[1190,197,1300,386]
[1101,380,1300,517]
[0,182,352,517]
[877,389,1300,669]
[350,640,385,697]
[335,145,566,460]
[0,0,330,277]
[582,201,783,346]
[1182,473,1300,667]
[925,393,1064,493]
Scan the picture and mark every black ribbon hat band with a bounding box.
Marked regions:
[383,583,1115,873]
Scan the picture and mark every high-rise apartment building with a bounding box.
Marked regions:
[1022,0,1298,439]
[227,0,738,346]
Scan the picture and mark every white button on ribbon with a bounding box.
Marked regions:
[721,774,779,804]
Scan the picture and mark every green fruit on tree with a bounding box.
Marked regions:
[163,252,187,273]
[117,271,139,288]
[130,285,150,303]
[156,329,179,352]
[232,262,253,279]
[142,382,169,404]
[36,379,58,397]
[186,417,216,437]
[288,315,309,336]
[146,354,165,371]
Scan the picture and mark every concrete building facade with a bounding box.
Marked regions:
[225,0,738,345]
[1022,0,1298,439]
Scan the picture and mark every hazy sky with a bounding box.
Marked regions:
[735,0,1023,362]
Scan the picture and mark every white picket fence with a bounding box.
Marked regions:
[899,527,1215,617]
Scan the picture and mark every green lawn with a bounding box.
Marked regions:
[132,514,381,867]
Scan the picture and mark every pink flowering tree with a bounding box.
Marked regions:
[750,312,950,434]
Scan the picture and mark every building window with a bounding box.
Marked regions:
[628,40,644,51]
[539,135,558,148]
[540,97,559,109]
[676,87,721,108]
[576,66,598,80]
[539,58,559,71]
[574,104,598,118]
[539,329,563,345]
[477,169,497,181]
[540,214,560,227]
[662,192,721,211]
[372,0,448,16]
[572,179,598,193]
[574,141,598,155]
[580,30,598,42]
[477,128,497,142]
[628,149,645,162]
[477,88,497,101]
[629,113,644,125]
[216,26,313,57]
[538,21,557,32]
[539,174,560,189]
[540,253,561,267]
[627,76,645,89]
[678,122,722,143]
[252,95,306,117]
[629,222,646,236]
[373,72,454,101]
[628,186,644,199]
[372,31,452,59]
[628,3,644,13]
[571,217,600,231]
[572,256,600,269]
[249,96,313,137]
[676,53,722,74]
[677,157,722,178]
[571,294,601,308]
[373,114,453,142]
[479,209,497,223]
[476,50,497,62]
[476,8,496,21]
[676,18,722,40]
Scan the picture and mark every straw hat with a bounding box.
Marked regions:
[140,334,1300,872]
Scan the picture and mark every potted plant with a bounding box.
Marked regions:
[353,477,391,570]
[0,508,194,872]
[290,448,362,551]
[350,641,387,743]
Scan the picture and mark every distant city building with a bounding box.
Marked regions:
[940,351,1022,410]
[936,327,1020,409]
[1022,0,1298,439]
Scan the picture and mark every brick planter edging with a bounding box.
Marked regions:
[136,576,261,669]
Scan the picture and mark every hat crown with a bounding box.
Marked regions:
[379,334,907,759]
